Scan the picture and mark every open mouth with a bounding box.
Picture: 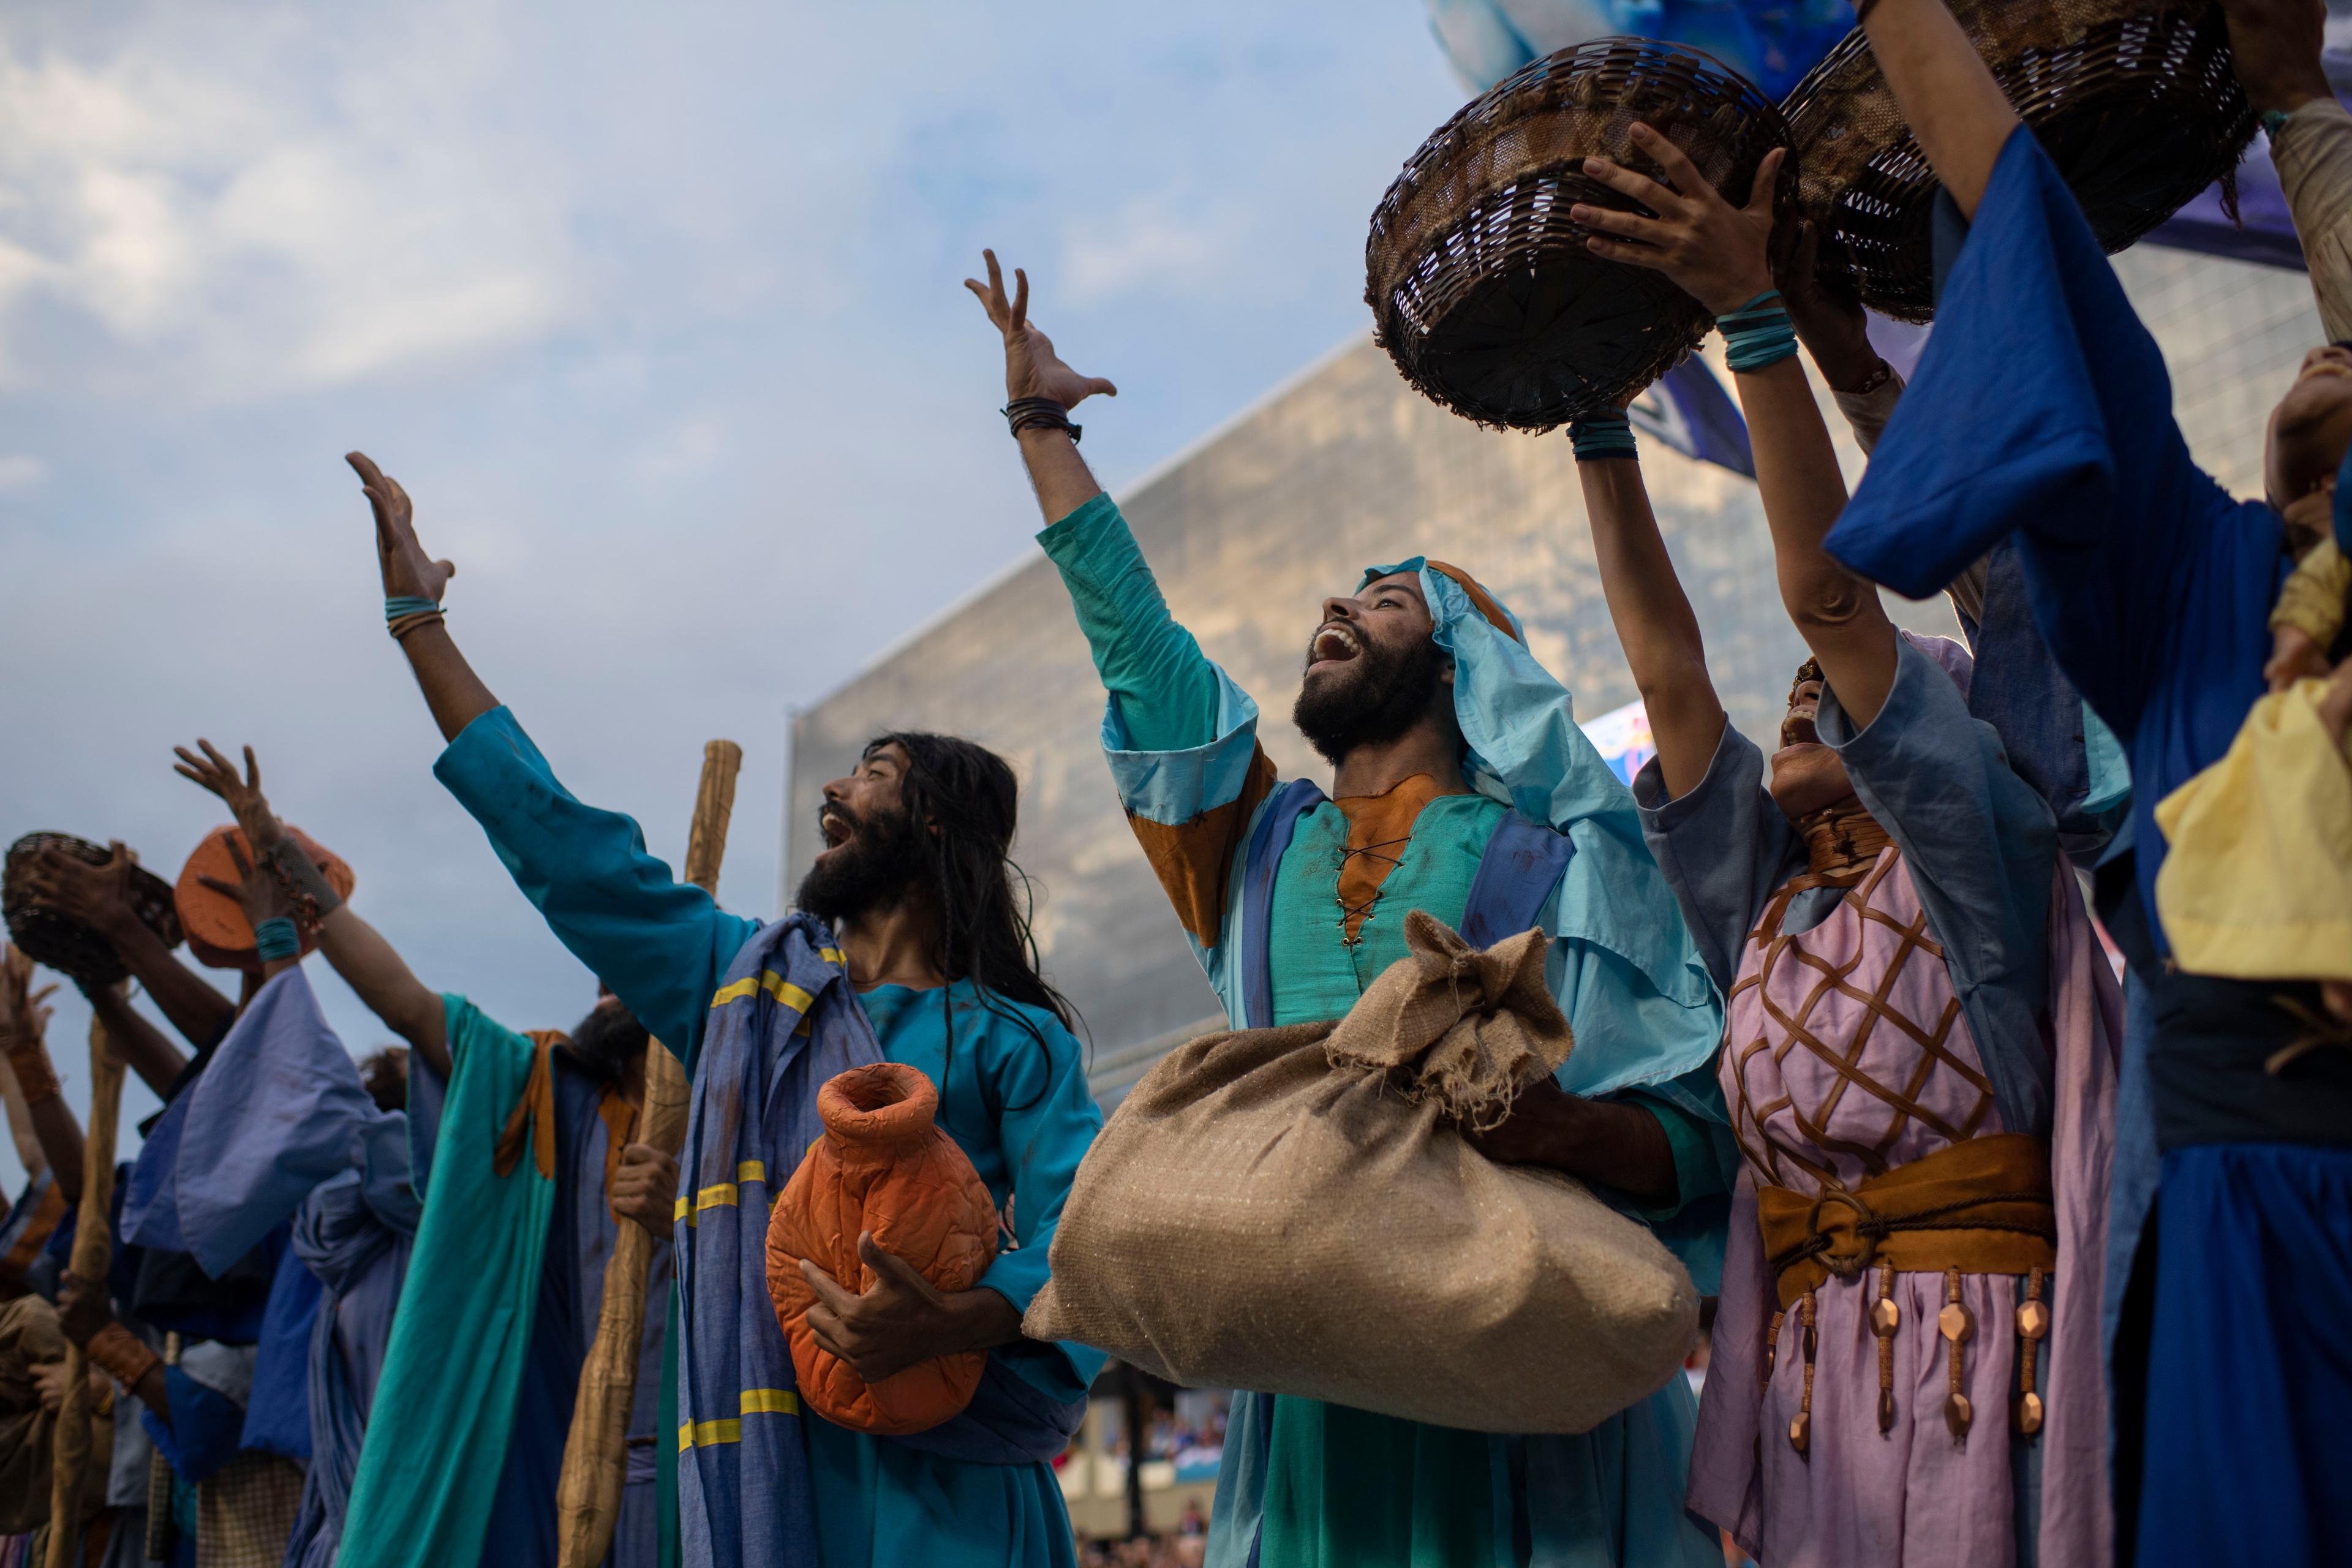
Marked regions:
[817,809,855,851]
[1779,709,1821,750]
[1307,622,1363,672]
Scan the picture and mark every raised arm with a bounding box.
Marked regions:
[965,249,1118,527]
[173,741,449,1076]
[18,846,225,1060]
[2230,0,2352,340]
[1572,448,1726,801]
[350,451,496,745]
[967,250,1227,755]
[1854,0,2022,221]
[345,453,755,1060]
[1,947,83,1203]
[1580,130,1899,725]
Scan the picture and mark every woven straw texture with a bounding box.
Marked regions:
[1786,0,2256,321]
[3,834,182,988]
[1025,912,1698,1435]
[1368,37,1794,431]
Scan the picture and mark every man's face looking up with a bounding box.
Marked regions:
[1292,570,1453,766]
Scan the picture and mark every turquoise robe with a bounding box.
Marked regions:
[1039,494,1730,1568]
[435,706,1105,1568]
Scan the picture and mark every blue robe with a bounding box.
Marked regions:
[435,705,1106,1568]
[1822,125,2352,1567]
[131,967,417,1568]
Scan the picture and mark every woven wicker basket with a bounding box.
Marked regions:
[3,832,184,987]
[1785,0,2256,322]
[1368,37,1795,430]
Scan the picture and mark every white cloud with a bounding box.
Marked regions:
[0,453,42,491]
[1062,194,1250,305]
[0,9,582,398]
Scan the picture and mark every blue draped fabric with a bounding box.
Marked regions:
[126,965,423,1568]
[286,1171,412,1568]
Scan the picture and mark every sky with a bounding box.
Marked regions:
[0,1,1471,1193]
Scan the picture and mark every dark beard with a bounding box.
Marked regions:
[1292,631,1449,766]
[796,802,929,927]
[564,1000,650,1084]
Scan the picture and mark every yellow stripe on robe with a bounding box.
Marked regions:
[677,1389,803,1450]
[709,971,816,1014]
[672,1161,771,1225]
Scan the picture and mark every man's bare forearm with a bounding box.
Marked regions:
[1579,458,1727,800]
[104,919,230,1055]
[317,907,450,1077]
[395,621,501,745]
[1016,428,1106,526]
[87,963,201,1089]
[1858,0,2021,220]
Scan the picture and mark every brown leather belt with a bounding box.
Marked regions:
[1756,1132,2057,1309]
[1755,1134,2059,1449]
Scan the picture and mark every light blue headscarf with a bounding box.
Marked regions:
[1360,557,1724,1098]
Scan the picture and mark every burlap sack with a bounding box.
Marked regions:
[1024,911,1698,1435]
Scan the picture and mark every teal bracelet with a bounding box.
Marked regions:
[384,595,441,624]
[2263,108,2292,139]
[1569,411,1638,462]
[1719,289,1799,373]
[252,917,301,963]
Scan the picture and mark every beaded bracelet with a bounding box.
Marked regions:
[385,595,446,642]
[253,917,301,964]
[1003,398,1082,444]
[1569,410,1639,463]
[1719,290,1799,373]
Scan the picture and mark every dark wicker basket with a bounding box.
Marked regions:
[1368,37,1796,430]
[1785,0,2257,322]
[4,832,184,988]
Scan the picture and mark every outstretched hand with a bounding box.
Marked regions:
[196,833,298,940]
[174,740,282,855]
[349,453,453,606]
[1576,128,1784,317]
[963,251,1118,412]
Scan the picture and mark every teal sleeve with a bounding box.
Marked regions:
[1622,1083,1734,1223]
[973,1009,1108,1397]
[1036,492,1226,754]
[432,706,760,1072]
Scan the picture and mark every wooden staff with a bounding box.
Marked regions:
[47,995,126,1568]
[556,740,742,1568]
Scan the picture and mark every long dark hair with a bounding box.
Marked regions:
[873,733,1085,1085]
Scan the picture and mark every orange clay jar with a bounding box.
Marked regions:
[764,1061,1000,1434]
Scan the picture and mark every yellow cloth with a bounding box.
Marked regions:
[2155,679,2352,981]
[2269,538,2350,647]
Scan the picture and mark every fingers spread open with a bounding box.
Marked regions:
[1573,203,1658,242]
[1630,121,1708,197]
[1586,235,1672,270]
[1581,156,1678,216]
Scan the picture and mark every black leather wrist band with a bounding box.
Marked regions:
[1003,398,1082,444]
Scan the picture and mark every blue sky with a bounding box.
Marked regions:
[0,2,1470,1189]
